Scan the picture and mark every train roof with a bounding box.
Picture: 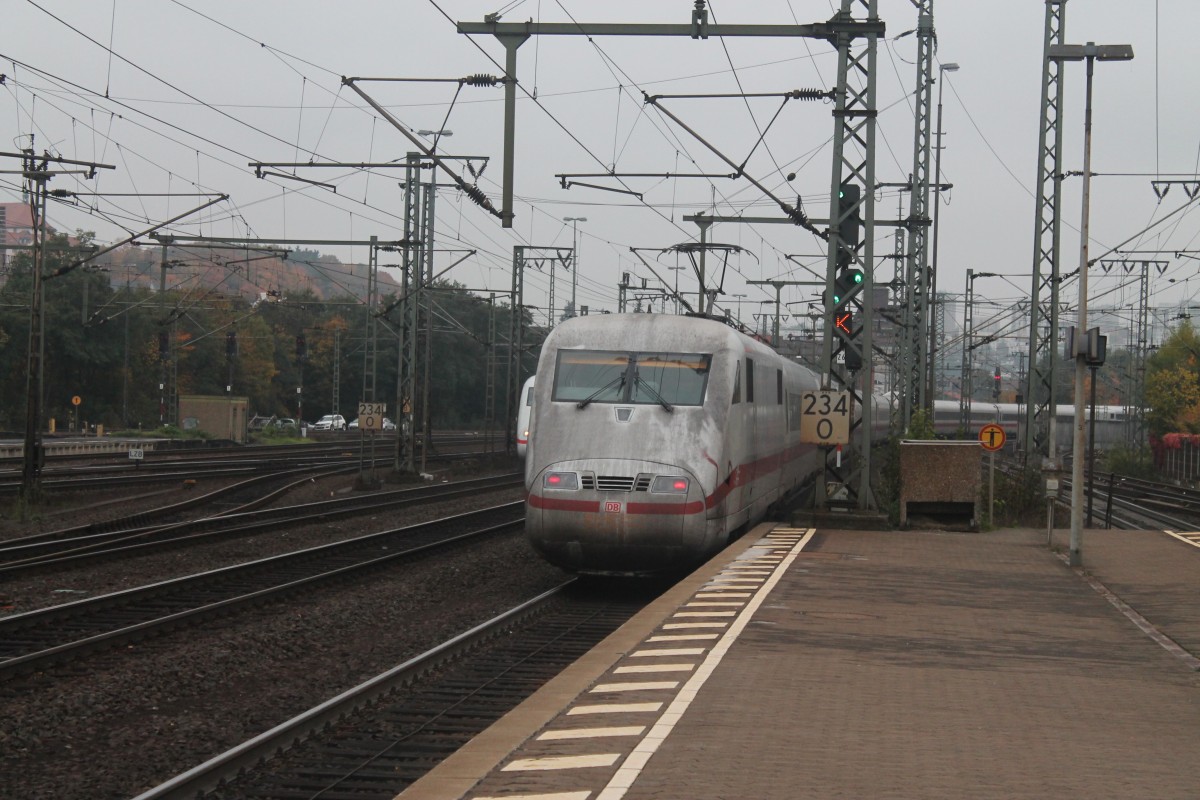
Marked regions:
[544,313,781,360]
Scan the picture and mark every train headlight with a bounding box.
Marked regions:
[651,475,689,494]
[543,472,580,490]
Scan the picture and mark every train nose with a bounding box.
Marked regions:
[526,460,704,574]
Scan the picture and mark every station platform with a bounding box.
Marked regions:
[399,524,1200,800]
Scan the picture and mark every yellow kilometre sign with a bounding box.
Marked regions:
[799,391,851,445]
[978,423,1006,452]
[358,402,386,431]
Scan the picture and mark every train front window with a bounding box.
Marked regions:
[553,350,711,406]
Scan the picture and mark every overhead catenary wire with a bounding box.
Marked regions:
[7,5,902,319]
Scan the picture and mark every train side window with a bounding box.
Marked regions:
[731,362,741,405]
[787,392,801,431]
[746,358,755,403]
[777,369,783,405]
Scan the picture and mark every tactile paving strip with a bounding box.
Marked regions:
[465,526,815,800]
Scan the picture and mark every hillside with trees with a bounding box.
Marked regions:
[0,233,533,434]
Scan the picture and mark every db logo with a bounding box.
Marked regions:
[604,501,622,513]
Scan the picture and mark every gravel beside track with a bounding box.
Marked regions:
[0,460,571,800]
[0,476,252,542]
[0,469,523,616]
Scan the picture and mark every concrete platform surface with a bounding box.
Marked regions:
[400,525,1200,800]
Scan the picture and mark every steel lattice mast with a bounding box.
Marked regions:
[819,0,881,510]
[899,2,936,429]
[1023,0,1069,463]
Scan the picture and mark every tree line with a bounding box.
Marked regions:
[1145,320,1200,438]
[0,233,537,434]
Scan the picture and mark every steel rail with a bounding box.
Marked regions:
[0,472,522,573]
[0,503,525,680]
[128,581,574,800]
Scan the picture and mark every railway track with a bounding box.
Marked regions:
[0,471,522,574]
[0,433,501,494]
[1031,471,1200,532]
[132,580,654,800]
[990,458,1200,532]
[0,502,525,681]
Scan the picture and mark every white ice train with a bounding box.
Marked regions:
[930,399,1132,450]
[524,313,848,575]
[516,375,535,459]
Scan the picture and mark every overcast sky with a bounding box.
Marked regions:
[3,1,1198,341]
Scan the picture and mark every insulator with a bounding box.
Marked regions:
[465,74,499,87]
[464,184,494,211]
[790,88,828,101]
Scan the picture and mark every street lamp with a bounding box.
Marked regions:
[730,293,747,326]
[1048,41,1134,568]
[959,270,1002,432]
[669,265,686,314]
[928,61,959,408]
[417,129,452,154]
[564,216,587,318]
[758,300,774,339]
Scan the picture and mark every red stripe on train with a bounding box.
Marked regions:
[527,495,600,512]
[528,441,815,516]
[625,501,706,515]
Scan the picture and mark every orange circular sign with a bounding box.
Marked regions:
[979,423,1006,452]
[71,395,82,407]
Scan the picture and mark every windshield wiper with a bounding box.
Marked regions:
[634,371,674,412]
[576,374,626,409]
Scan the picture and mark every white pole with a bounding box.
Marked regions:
[989,449,996,528]
[1069,54,1095,568]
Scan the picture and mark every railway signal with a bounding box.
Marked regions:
[835,181,862,270]
[832,268,863,306]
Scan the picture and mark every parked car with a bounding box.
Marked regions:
[273,417,297,430]
[347,416,397,431]
[312,414,347,431]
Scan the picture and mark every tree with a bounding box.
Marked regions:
[1144,320,1200,436]
[0,247,533,433]
[1144,367,1200,436]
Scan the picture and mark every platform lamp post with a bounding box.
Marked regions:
[669,265,686,314]
[730,293,747,327]
[1048,41,1134,568]
[416,129,453,152]
[928,61,959,408]
[758,300,774,341]
[564,217,587,319]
